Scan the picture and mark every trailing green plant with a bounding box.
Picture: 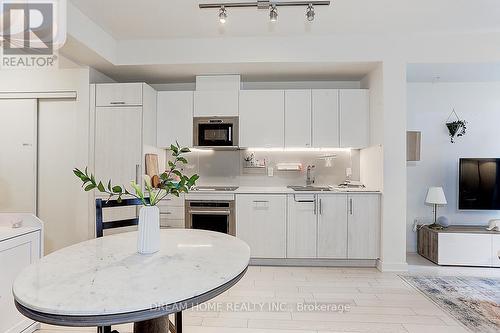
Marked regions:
[446,120,467,143]
[73,142,199,206]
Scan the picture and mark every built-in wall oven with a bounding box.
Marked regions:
[193,116,238,148]
[185,200,236,236]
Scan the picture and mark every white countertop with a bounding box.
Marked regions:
[0,213,43,242]
[13,229,250,316]
[189,186,381,195]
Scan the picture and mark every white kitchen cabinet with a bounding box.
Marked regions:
[239,90,285,148]
[285,90,311,148]
[236,195,287,258]
[492,235,500,267]
[0,214,42,333]
[317,194,348,259]
[312,89,340,147]
[157,91,193,148]
[95,106,142,186]
[96,83,143,107]
[339,89,369,148]
[347,194,380,259]
[287,195,317,258]
[194,90,239,117]
[158,195,185,229]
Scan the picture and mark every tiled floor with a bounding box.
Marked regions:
[37,254,500,333]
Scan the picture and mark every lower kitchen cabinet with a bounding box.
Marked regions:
[347,194,380,259]
[317,194,348,258]
[287,195,317,258]
[236,194,287,258]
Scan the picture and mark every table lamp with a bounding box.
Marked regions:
[425,186,447,229]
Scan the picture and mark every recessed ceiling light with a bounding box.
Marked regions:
[306,4,315,21]
[219,6,227,24]
[269,4,278,22]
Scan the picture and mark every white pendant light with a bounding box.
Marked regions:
[219,6,227,24]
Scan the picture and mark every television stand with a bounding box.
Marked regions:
[417,225,500,267]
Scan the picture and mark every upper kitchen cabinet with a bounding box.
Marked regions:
[312,89,340,147]
[339,89,370,148]
[157,91,193,148]
[285,90,312,148]
[96,83,143,107]
[194,75,239,117]
[239,90,285,148]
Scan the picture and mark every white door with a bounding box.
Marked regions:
[347,194,380,259]
[0,99,37,213]
[317,194,348,259]
[95,107,142,188]
[0,232,40,333]
[239,90,284,148]
[236,194,287,258]
[287,195,317,258]
[157,91,193,148]
[339,89,369,148]
[38,99,89,253]
[312,89,339,147]
[285,90,311,148]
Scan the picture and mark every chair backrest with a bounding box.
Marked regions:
[95,198,147,238]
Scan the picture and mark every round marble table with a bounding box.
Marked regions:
[13,229,250,333]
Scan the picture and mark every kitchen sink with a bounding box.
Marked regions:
[287,185,331,192]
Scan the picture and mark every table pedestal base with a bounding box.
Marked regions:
[133,312,182,333]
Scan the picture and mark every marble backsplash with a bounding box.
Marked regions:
[171,149,361,187]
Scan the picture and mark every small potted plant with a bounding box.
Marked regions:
[73,142,199,254]
[445,109,467,143]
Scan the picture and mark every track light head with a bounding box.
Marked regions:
[269,4,278,22]
[219,6,227,24]
[306,4,315,21]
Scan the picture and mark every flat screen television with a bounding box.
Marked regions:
[459,158,500,210]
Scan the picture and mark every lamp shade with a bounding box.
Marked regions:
[425,187,447,205]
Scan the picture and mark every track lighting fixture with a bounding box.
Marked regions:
[306,4,315,21]
[200,1,330,23]
[269,4,278,22]
[218,6,227,24]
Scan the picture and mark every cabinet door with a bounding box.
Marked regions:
[157,91,193,148]
[236,195,287,258]
[287,195,317,258]
[347,194,380,259]
[339,89,369,148]
[194,90,239,117]
[439,234,492,266]
[317,194,348,259]
[96,83,143,107]
[285,90,311,148]
[95,107,142,186]
[0,231,40,333]
[239,90,284,148]
[312,89,339,147]
[491,235,500,267]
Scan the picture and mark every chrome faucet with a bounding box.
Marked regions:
[306,165,315,186]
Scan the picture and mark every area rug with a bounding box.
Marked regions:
[401,275,500,333]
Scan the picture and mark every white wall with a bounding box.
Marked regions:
[407,82,500,252]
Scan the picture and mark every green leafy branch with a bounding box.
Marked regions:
[73,142,199,206]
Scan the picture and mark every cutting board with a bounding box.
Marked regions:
[145,154,159,177]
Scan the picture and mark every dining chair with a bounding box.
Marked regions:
[95,198,182,333]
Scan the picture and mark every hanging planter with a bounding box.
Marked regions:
[445,109,467,143]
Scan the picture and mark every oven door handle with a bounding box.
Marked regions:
[189,210,231,215]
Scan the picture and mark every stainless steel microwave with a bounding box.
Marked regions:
[193,116,239,149]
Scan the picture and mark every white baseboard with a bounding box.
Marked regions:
[250,258,377,267]
[376,259,409,272]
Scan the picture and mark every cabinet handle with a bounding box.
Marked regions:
[253,200,269,203]
[313,199,317,215]
[319,199,323,215]
[110,101,125,105]
[349,198,353,215]
[136,164,141,184]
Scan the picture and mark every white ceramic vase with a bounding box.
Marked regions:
[137,205,160,254]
